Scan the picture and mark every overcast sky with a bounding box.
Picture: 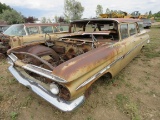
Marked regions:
[1,0,160,20]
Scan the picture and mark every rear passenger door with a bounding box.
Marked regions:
[129,22,146,55]
[119,23,133,56]
[118,23,137,69]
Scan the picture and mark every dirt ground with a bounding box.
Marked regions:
[0,25,160,120]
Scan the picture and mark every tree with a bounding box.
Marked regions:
[0,2,12,14]
[41,17,47,23]
[47,18,52,23]
[153,11,160,18]
[148,10,153,18]
[149,11,152,15]
[145,12,148,16]
[106,8,110,14]
[64,0,84,21]
[96,5,103,17]
[0,9,24,24]
[58,16,65,22]
[24,16,35,23]
[54,15,58,23]
[54,15,66,23]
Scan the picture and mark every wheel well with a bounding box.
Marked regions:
[84,72,112,98]
[101,72,112,80]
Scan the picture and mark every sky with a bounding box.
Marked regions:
[1,0,160,20]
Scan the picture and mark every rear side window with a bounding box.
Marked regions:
[120,24,128,40]
[27,27,39,35]
[137,22,144,32]
[57,25,69,32]
[128,23,137,36]
[53,26,60,33]
[41,26,53,33]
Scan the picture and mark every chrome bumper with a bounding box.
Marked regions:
[8,66,85,112]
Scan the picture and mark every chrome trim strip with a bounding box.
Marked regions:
[8,66,85,112]
[8,53,18,62]
[22,64,67,83]
[76,39,148,90]
[76,65,110,90]
[8,54,67,83]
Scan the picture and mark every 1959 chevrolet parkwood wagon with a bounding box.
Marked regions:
[7,18,150,111]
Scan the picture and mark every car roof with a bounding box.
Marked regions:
[71,18,142,24]
[23,23,61,27]
[9,23,68,27]
[0,25,10,27]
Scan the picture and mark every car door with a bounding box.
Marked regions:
[116,23,137,71]
[131,22,149,55]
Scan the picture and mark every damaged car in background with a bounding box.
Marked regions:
[0,23,69,57]
[7,18,150,111]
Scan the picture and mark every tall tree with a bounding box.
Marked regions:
[145,12,148,16]
[64,0,84,21]
[54,15,58,23]
[0,2,12,14]
[24,16,35,23]
[149,11,152,15]
[0,9,24,24]
[41,17,47,23]
[106,8,110,14]
[58,16,65,23]
[147,10,153,18]
[47,18,52,23]
[153,11,160,19]
[96,5,103,17]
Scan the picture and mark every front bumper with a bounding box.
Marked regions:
[8,65,85,112]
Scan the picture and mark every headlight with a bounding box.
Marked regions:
[50,83,59,95]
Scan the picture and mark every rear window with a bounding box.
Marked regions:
[57,25,69,32]
[137,22,144,32]
[27,27,39,35]
[41,26,53,33]
[128,23,137,36]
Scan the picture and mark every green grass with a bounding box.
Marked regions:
[141,27,160,59]
[142,45,160,58]
[0,76,4,81]
[7,78,17,85]
[86,116,95,120]
[10,112,18,120]
[0,93,3,101]
[116,94,141,120]
[21,95,33,107]
[0,59,7,65]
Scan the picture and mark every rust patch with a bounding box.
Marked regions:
[52,45,117,81]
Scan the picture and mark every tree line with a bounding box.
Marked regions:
[0,1,160,24]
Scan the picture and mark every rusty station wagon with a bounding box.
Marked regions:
[0,23,69,56]
[7,18,150,111]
